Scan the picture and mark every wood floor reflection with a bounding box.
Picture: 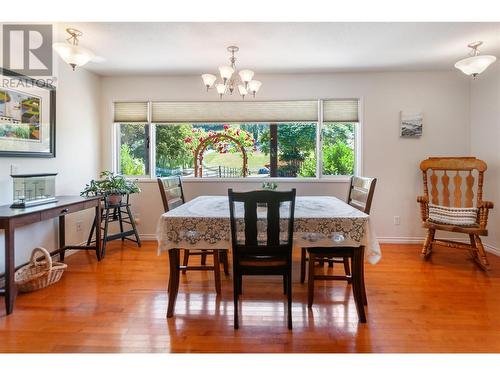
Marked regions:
[1,241,500,352]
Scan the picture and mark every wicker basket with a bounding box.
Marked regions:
[15,247,67,293]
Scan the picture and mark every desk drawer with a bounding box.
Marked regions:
[40,202,86,220]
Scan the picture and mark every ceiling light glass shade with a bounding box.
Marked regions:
[455,55,497,76]
[218,65,234,81]
[238,84,248,96]
[215,83,226,95]
[201,74,217,88]
[53,43,94,70]
[248,80,262,94]
[238,69,254,84]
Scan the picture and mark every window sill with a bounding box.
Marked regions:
[134,177,351,184]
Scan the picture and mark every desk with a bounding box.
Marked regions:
[157,195,381,318]
[0,195,101,315]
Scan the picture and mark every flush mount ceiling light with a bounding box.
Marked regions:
[201,46,262,99]
[53,28,95,71]
[455,41,497,78]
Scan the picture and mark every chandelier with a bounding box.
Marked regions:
[201,46,262,100]
[455,41,496,78]
[53,28,95,71]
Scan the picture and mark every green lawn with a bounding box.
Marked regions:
[203,151,269,171]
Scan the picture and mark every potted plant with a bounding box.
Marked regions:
[261,182,278,191]
[81,171,140,205]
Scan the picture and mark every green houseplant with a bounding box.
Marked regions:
[81,171,140,205]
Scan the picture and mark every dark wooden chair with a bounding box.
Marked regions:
[157,177,229,294]
[301,176,376,323]
[228,188,296,330]
[417,157,493,270]
[300,176,376,283]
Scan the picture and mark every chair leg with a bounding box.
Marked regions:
[283,274,287,295]
[360,255,367,306]
[344,257,352,284]
[213,250,221,295]
[307,251,315,308]
[421,229,435,259]
[287,269,293,330]
[474,235,490,271]
[233,269,239,329]
[328,258,334,268]
[182,249,190,274]
[238,275,243,295]
[201,250,207,265]
[221,250,230,275]
[352,247,367,323]
[300,248,306,284]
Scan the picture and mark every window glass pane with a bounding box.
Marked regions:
[118,123,148,176]
[279,123,316,178]
[321,122,356,176]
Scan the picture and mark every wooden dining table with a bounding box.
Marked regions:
[156,195,381,318]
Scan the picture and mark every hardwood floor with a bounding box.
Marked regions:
[1,241,500,353]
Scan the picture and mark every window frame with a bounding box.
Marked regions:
[113,98,362,181]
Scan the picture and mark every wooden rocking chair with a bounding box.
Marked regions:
[417,157,494,270]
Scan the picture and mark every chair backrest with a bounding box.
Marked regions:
[347,176,377,214]
[157,176,185,212]
[420,157,487,208]
[228,189,296,260]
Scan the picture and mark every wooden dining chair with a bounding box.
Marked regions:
[157,176,229,294]
[301,176,376,323]
[228,188,296,330]
[417,157,494,270]
[299,176,377,284]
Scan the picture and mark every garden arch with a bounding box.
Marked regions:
[193,134,248,177]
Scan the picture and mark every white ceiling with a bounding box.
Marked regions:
[54,22,500,76]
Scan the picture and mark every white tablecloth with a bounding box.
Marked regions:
[157,195,381,264]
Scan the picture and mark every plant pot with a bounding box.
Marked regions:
[106,194,123,206]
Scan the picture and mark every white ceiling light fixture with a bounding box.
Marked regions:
[201,46,261,99]
[53,28,95,71]
[455,41,496,79]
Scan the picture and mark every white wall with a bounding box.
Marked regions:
[101,72,471,241]
[0,63,101,272]
[470,62,500,250]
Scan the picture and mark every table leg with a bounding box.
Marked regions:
[352,246,367,323]
[167,248,180,318]
[4,225,16,315]
[95,204,102,261]
[59,215,66,261]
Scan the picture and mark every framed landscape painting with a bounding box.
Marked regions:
[400,110,423,137]
[0,68,55,157]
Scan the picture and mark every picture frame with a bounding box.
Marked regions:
[400,111,423,138]
[0,68,56,157]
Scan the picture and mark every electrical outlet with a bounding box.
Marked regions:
[76,221,83,232]
[134,215,141,226]
[394,216,401,225]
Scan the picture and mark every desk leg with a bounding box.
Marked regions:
[95,204,102,261]
[4,225,16,315]
[167,248,180,318]
[59,215,66,261]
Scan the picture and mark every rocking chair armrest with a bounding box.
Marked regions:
[417,196,429,221]
[417,196,428,204]
[478,201,493,229]
[478,200,494,209]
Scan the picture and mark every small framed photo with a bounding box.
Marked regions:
[400,111,423,138]
[0,68,56,157]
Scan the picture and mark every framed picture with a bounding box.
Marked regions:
[400,111,423,138]
[0,68,55,157]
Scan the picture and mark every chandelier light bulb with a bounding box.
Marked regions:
[238,84,248,99]
[215,83,226,99]
[248,80,262,97]
[455,41,497,78]
[201,74,217,90]
[239,69,254,87]
[218,65,234,83]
